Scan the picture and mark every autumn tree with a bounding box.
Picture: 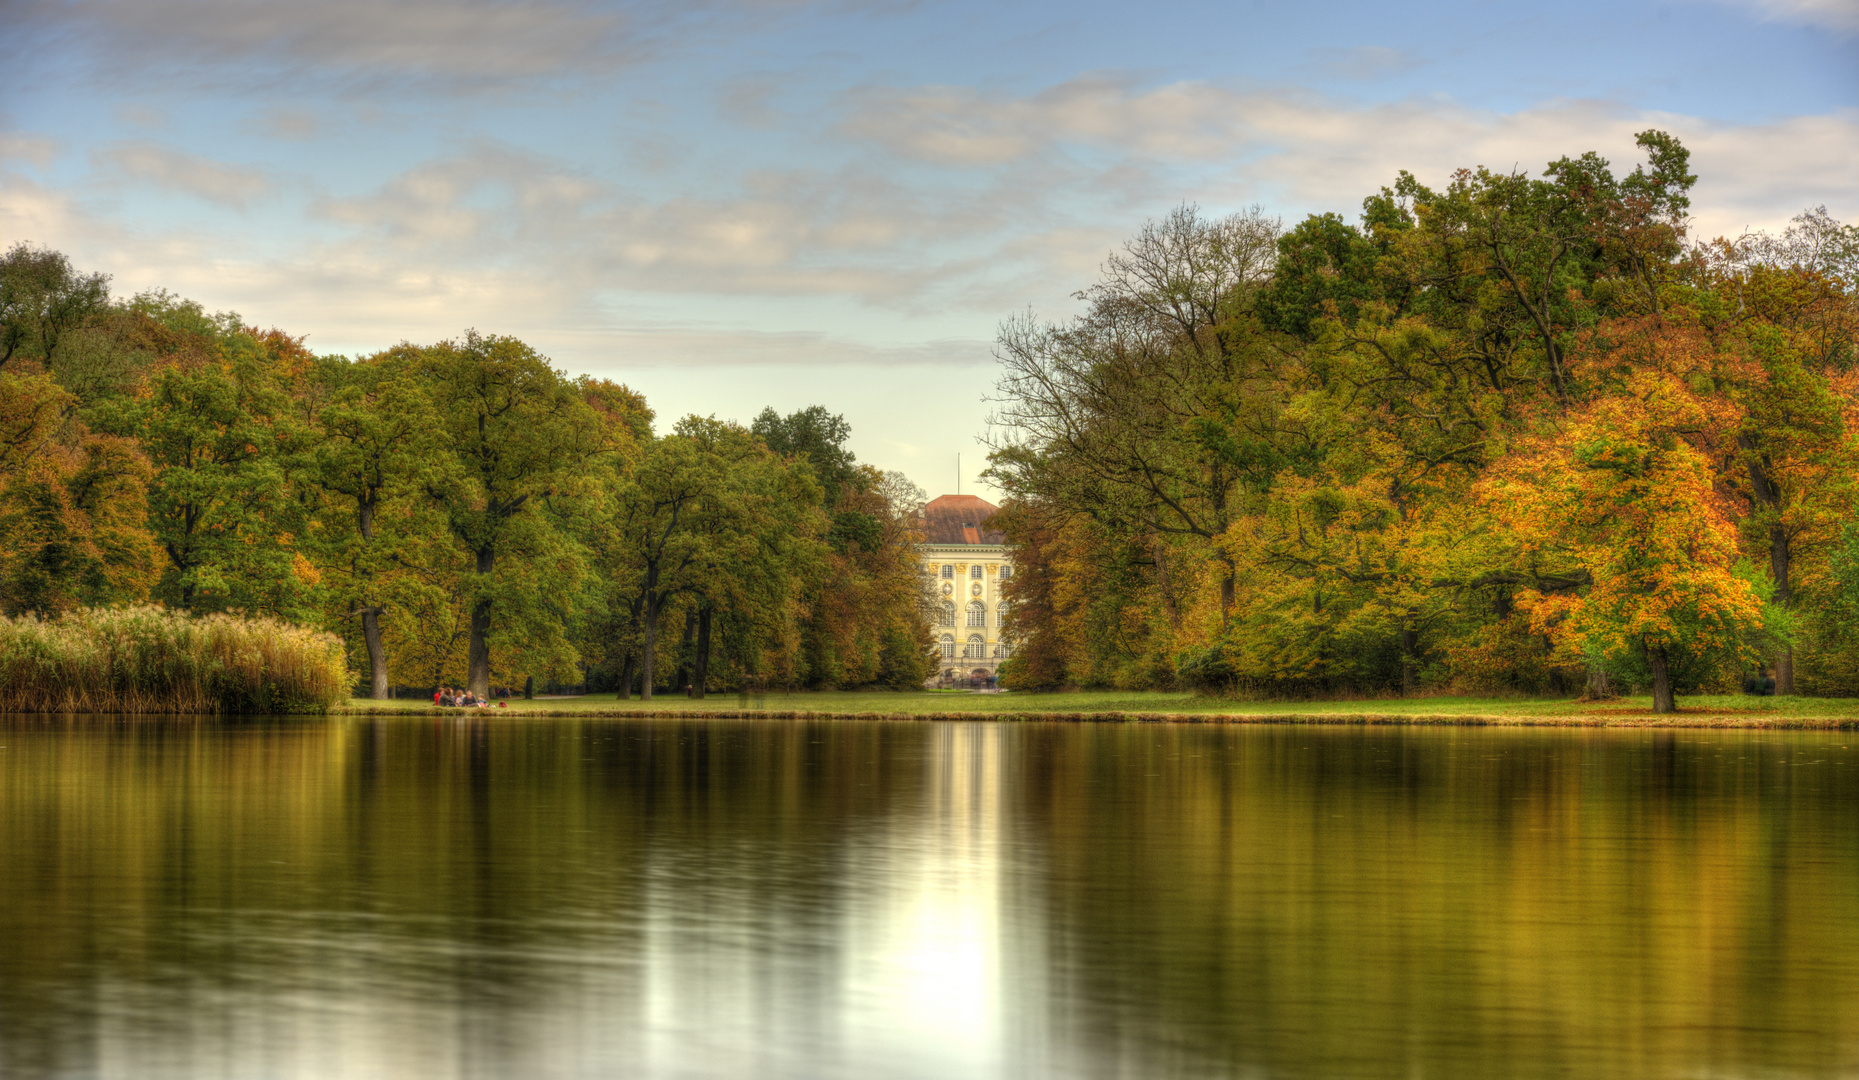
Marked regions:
[670,415,826,698]
[1483,326,1766,712]
[599,430,725,700]
[0,372,157,614]
[1695,217,1859,692]
[986,205,1284,636]
[0,243,111,372]
[418,331,612,698]
[89,306,316,617]
[299,349,461,698]
[754,406,934,689]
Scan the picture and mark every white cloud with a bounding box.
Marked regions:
[115,104,169,130]
[0,173,83,251]
[244,108,322,140]
[840,77,1859,238]
[1309,45,1426,81]
[12,0,893,91]
[1705,0,1859,32]
[24,0,636,87]
[0,132,60,170]
[840,73,1252,166]
[93,141,272,208]
[16,81,1855,394]
[1222,97,1859,241]
[562,327,994,368]
[304,140,1108,312]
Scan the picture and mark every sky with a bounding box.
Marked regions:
[4,0,1856,499]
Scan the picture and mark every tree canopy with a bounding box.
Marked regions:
[0,288,935,701]
[986,133,1859,712]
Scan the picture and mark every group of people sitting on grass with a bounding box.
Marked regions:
[434,687,506,708]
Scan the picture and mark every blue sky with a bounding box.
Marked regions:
[4,0,1855,497]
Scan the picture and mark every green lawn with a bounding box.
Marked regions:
[338,689,1859,724]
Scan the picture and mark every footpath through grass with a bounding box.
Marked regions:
[339,689,1859,727]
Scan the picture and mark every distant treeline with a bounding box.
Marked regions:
[986,131,1859,711]
[0,268,934,699]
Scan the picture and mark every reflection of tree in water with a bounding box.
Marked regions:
[0,717,935,1079]
[0,720,1854,1079]
[1000,724,1859,1080]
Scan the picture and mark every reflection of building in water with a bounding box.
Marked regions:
[917,494,1013,684]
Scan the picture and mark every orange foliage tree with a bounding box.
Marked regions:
[0,372,158,614]
[1484,318,1765,712]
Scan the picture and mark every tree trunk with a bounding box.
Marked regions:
[1218,557,1235,633]
[640,596,659,702]
[617,651,635,701]
[361,606,388,699]
[356,496,388,699]
[693,605,713,700]
[1400,616,1418,698]
[1769,522,1794,695]
[1744,444,1795,694]
[1646,640,1675,714]
[673,609,696,693]
[467,548,494,698]
[1585,665,1615,701]
[1154,539,1181,631]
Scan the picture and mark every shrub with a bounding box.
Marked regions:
[0,605,348,713]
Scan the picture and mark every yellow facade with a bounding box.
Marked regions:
[920,544,1013,682]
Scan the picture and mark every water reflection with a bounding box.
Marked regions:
[0,718,1853,1079]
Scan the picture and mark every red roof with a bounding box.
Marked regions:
[920,494,1004,545]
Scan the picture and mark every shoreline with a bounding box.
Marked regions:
[330,706,1859,729]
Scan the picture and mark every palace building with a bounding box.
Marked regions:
[918,494,1013,684]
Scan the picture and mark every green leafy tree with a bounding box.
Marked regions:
[672,416,826,698]
[99,322,313,617]
[419,331,611,697]
[0,243,111,372]
[986,205,1285,635]
[299,349,461,698]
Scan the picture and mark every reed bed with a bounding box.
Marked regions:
[0,606,349,714]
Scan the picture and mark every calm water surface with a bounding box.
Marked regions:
[0,717,1855,1079]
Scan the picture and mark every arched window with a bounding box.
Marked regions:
[939,634,956,659]
[941,564,954,579]
[964,634,986,659]
[966,600,986,627]
[994,642,1012,658]
[996,601,1008,624]
[939,601,955,627]
[970,564,984,579]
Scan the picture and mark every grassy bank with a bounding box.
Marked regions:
[337,689,1859,728]
[0,606,349,713]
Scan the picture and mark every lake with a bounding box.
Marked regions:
[0,716,1853,1079]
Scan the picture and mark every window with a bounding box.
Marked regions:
[999,566,1012,581]
[939,601,955,627]
[941,565,954,579]
[970,564,983,579]
[966,600,986,627]
[994,642,1012,659]
[939,634,956,659]
[996,601,1008,625]
[964,635,986,659]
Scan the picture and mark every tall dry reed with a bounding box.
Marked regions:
[0,606,350,713]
